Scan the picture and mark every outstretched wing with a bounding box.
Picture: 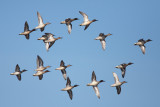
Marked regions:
[140,45,145,54]
[37,55,44,68]
[37,11,43,25]
[116,86,121,95]
[15,64,20,72]
[66,77,71,86]
[67,90,73,100]
[60,60,65,66]
[61,69,67,80]
[93,86,100,99]
[67,23,72,34]
[100,39,106,50]
[39,75,43,80]
[113,72,119,83]
[24,21,29,31]
[84,24,90,30]
[16,74,21,81]
[79,11,89,22]
[91,71,96,81]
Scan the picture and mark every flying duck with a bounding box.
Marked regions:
[111,72,127,95]
[10,64,27,81]
[37,34,50,51]
[95,33,112,50]
[61,77,79,100]
[55,60,72,80]
[35,55,51,71]
[19,21,36,39]
[35,11,51,32]
[134,39,152,54]
[87,71,105,99]
[60,18,79,34]
[115,62,133,78]
[43,33,62,51]
[33,55,51,80]
[79,11,98,30]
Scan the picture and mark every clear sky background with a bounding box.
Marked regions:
[0,0,160,107]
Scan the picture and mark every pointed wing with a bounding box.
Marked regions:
[39,75,43,80]
[49,41,55,49]
[45,42,49,51]
[100,39,106,50]
[37,12,43,25]
[15,64,20,72]
[67,23,72,34]
[25,34,29,40]
[24,21,29,31]
[61,69,67,80]
[79,11,89,22]
[121,68,126,78]
[93,86,100,99]
[84,24,90,30]
[140,45,145,54]
[16,74,21,81]
[67,90,73,100]
[40,28,44,32]
[113,72,119,83]
[91,71,96,81]
[37,55,44,68]
[116,86,121,94]
[60,60,65,66]
[66,77,71,86]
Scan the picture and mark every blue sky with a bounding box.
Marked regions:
[0,0,160,107]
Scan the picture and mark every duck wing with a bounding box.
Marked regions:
[116,86,121,95]
[24,21,29,31]
[66,77,71,86]
[37,12,43,25]
[61,69,67,80]
[140,45,145,54]
[67,23,72,34]
[15,64,20,72]
[37,55,44,68]
[16,74,21,81]
[121,68,126,78]
[79,11,89,22]
[91,71,96,81]
[100,39,106,50]
[25,34,29,40]
[49,41,55,49]
[67,90,73,100]
[93,86,100,99]
[40,27,44,32]
[60,60,65,66]
[38,75,43,80]
[84,24,90,30]
[113,72,119,83]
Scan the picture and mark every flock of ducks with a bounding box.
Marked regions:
[11,11,152,100]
